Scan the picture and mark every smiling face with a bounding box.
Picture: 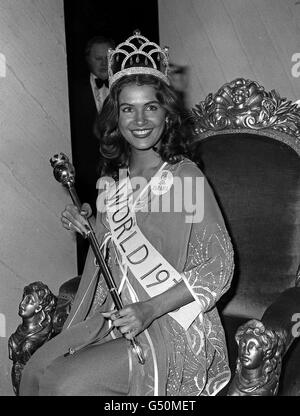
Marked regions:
[118,83,166,152]
[239,334,264,370]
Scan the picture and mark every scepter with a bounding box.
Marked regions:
[50,152,145,365]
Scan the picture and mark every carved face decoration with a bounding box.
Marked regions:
[18,292,42,318]
[239,334,264,370]
[231,85,250,106]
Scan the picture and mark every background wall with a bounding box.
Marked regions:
[0,0,76,395]
[158,0,300,107]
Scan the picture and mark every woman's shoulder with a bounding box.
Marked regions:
[169,157,204,179]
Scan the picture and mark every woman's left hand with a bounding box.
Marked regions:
[102,301,156,340]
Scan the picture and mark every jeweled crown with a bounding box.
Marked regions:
[108,30,170,89]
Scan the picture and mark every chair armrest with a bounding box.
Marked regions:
[8,281,57,395]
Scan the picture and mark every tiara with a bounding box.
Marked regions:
[108,30,170,89]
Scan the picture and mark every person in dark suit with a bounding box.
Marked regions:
[69,36,115,273]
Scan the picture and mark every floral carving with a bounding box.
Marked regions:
[192,78,300,142]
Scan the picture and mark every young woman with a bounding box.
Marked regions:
[20,33,234,396]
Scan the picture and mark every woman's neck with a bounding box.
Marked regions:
[129,148,163,176]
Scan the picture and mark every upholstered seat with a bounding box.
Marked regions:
[194,132,299,318]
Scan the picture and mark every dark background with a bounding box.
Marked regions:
[64,0,159,80]
[63,0,159,273]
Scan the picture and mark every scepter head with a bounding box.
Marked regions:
[50,153,75,188]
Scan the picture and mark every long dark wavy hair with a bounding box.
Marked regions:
[94,74,192,179]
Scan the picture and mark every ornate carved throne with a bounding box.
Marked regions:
[191,78,300,395]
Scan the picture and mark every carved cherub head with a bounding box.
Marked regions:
[235,319,285,389]
[9,283,56,396]
[236,320,277,370]
[18,282,56,326]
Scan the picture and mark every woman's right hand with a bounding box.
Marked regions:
[61,202,93,236]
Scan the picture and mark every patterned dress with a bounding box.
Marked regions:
[80,158,234,395]
[20,158,234,396]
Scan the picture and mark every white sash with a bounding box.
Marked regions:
[105,166,202,331]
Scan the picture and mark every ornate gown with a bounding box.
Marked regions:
[21,158,234,396]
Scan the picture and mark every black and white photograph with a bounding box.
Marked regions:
[0,0,299,401]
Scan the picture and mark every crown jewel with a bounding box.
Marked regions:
[108,30,170,89]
